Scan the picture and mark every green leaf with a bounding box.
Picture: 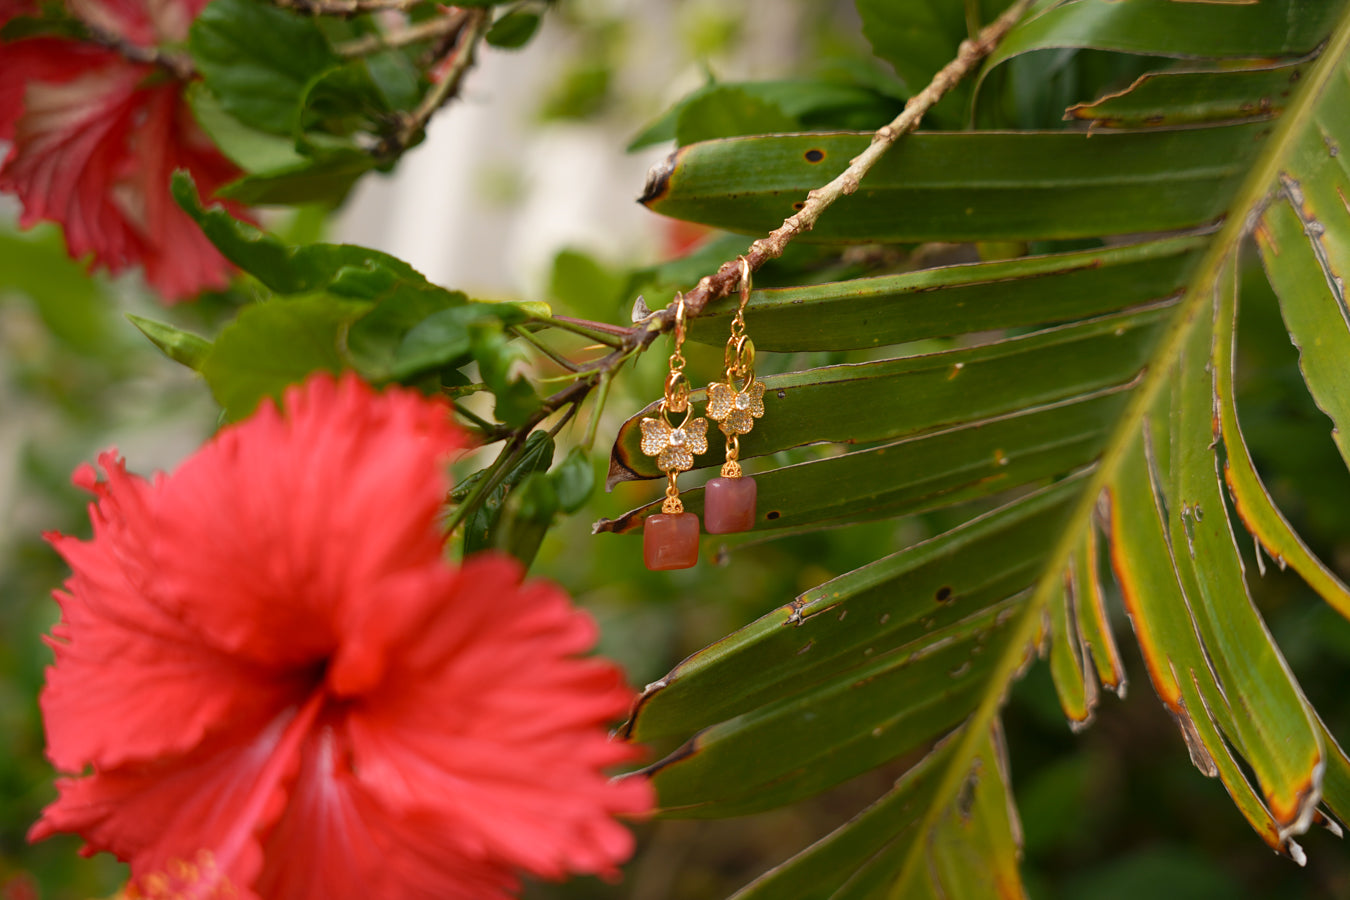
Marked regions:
[611,303,1172,483]
[640,125,1270,243]
[189,0,340,135]
[187,83,309,174]
[486,10,541,49]
[612,4,1350,893]
[347,288,470,379]
[391,302,529,380]
[1065,57,1313,129]
[471,321,539,426]
[173,172,436,300]
[202,296,370,419]
[629,79,900,151]
[985,0,1342,74]
[457,431,555,555]
[550,447,595,513]
[601,386,1125,536]
[673,86,798,147]
[494,472,558,569]
[548,248,625,319]
[127,315,212,371]
[687,235,1204,350]
[730,725,1026,899]
[857,0,1013,126]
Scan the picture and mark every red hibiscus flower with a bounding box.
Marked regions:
[0,0,245,302]
[30,373,653,899]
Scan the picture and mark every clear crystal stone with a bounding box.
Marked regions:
[734,394,750,410]
[669,428,687,446]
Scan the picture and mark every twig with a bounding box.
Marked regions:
[85,24,193,78]
[379,8,492,158]
[335,11,467,57]
[542,316,629,346]
[274,0,421,16]
[638,0,1036,339]
[511,326,583,373]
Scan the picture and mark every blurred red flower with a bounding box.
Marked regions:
[30,373,652,899]
[0,0,245,302]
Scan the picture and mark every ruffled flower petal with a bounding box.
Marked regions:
[344,555,654,882]
[0,38,247,301]
[41,452,311,772]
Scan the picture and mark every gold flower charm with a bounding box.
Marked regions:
[706,380,765,436]
[640,415,708,472]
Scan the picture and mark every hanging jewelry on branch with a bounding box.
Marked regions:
[640,293,707,569]
[703,257,764,534]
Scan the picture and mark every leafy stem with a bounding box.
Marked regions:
[379,7,492,159]
[334,11,467,57]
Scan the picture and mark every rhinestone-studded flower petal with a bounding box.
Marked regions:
[640,416,708,472]
[706,380,765,436]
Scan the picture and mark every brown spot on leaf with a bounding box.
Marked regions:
[804,148,826,163]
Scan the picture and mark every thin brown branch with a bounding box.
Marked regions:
[85,24,193,78]
[637,0,1035,341]
[274,0,421,16]
[335,11,467,57]
[378,8,492,158]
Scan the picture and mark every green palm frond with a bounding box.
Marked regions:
[608,1,1350,895]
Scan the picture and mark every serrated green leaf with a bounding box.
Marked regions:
[347,287,469,378]
[391,302,529,380]
[202,296,370,419]
[548,248,625,319]
[189,0,340,135]
[174,172,437,301]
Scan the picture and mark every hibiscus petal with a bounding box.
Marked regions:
[254,726,523,900]
[345,555,654,882]
[148,374,465,668]
[0,41,147,270]
[31,695,324,898]
[0,38,246,302]
[42,452,313,773]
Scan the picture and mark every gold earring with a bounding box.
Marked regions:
[703,257,763,533]
[640,293,707,569]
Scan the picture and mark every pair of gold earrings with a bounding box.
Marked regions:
[641,259,765,570]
